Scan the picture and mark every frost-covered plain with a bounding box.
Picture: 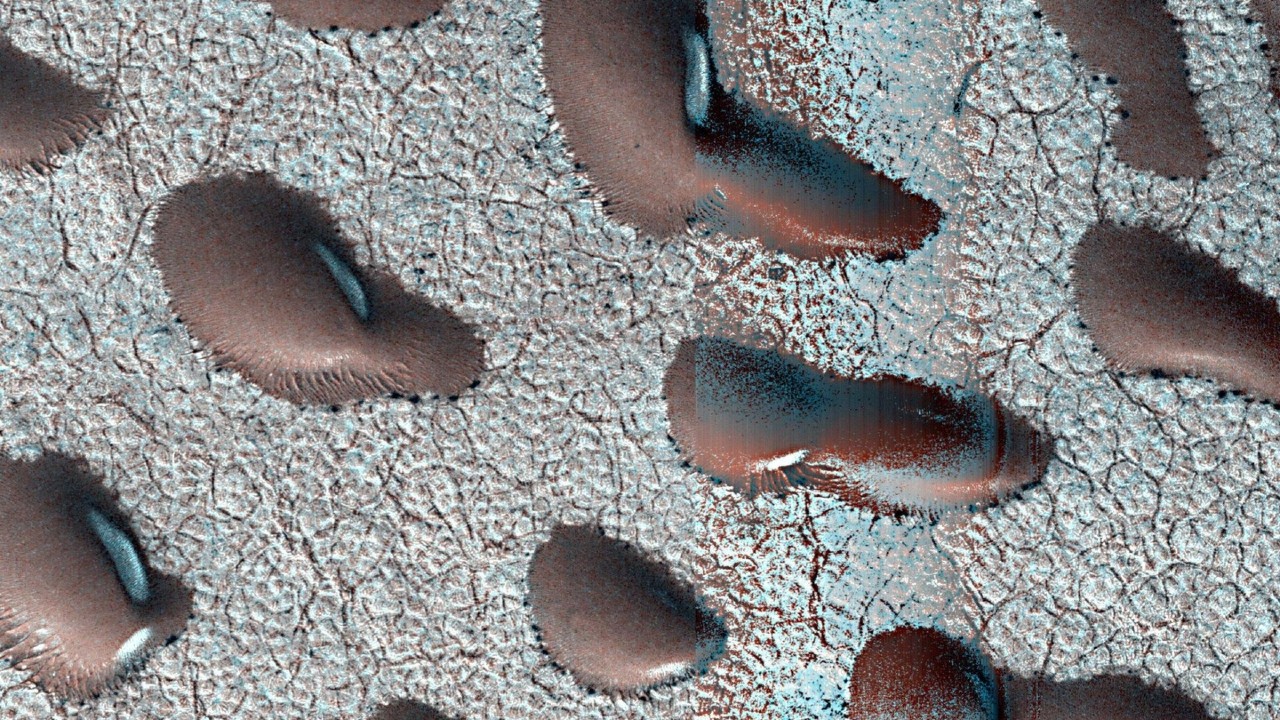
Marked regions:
[0,0,1277,718]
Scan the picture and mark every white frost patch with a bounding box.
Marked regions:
[312,242,370,321]
[757,449,809,473]
[86,507,151,605]
[114,627,152,666]
[645,660,691,683]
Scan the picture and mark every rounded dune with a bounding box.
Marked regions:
[526,524,726,693]
[0,454,191,697]
[1035,0,1214,178]
[150,172,484,406]
[847,626,997,720]
[663,336,1049,515]
[1072,222,1280,404]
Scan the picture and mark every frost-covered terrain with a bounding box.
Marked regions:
[0,0,1277,718]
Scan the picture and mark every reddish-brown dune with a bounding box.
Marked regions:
[0,454,191,697]
[539,0,940,258]
[0,36,110,172]
[663,337,1048,515]
[265,0,446,31]
[540,0,704,236]
[1001,674,1212,720]
[1073,222,1280,404]
[1036,0,1214,178]
[150,173,484,405]
[847,626,997,720]
[693,73,941,260]
[527,524,726,692]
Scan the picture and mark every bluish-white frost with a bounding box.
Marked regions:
[684,30,712,128]
[86,506,151,606]
[312,242,371,322]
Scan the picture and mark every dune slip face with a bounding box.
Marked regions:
[847,627,997,720]
[539,0,940,258]
[0,454,191,698]
[663,337,1048,516]
[1036,0,1214,179]
[1072,222,1280,404]
[526,524,726,693]
[1000,674,1212,720]
[0,36,110,172]
[264,0,446,31]
[150,172,484,406]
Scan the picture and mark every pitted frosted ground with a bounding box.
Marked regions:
[930,0,1280,717]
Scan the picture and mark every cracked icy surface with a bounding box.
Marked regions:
[1,0,1278,718]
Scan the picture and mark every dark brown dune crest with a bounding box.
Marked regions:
[526,524,727,693]
[1072,222,1280,403]
[0,36,110,172]
[848,627,997,720]
[1036,0,1214,178]
[265,0,446,31]
[370,698,455,720]
[150,172,484,406]
[999,673,1212,720]
[662,337,1048,515]
[0,454,191,697]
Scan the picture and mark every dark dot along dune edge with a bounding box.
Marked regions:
[265,0,447,32]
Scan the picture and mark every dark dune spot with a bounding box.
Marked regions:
[539,0,939,258]
[370,699,455,720]
[265,0,445,31]
[1000,673,1211,720]
[150,172,484,405]
[662,337,1049,515]
[1254,0,1280,97]
[848,627,997,720]
[0,454,192,697]
[0,36,110,172]
[1072,222,1280,403]
[526,524,727,693]
[1036,0,1214,178]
